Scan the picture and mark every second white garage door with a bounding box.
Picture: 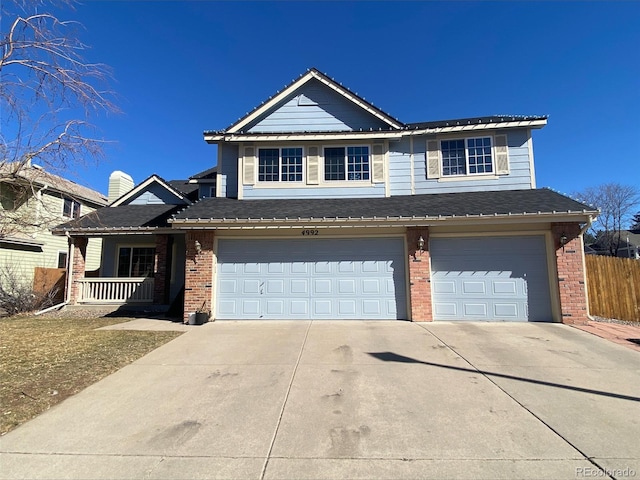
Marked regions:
[215,237,407,320]
[430,236,553,322]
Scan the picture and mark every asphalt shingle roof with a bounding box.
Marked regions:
[55,204,184,232]
[404,115,548,130]
[173,188,596,222]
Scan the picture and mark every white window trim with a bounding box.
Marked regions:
[321,144,372,185]
[57,250,68,269]
[256,146,305,184]
[62,197,81,219]
[115,244,156,278]
[439,135,496,179]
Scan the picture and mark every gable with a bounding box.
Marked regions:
[244,79,392,133]
[126,182,186,206]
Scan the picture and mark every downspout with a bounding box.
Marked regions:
[580,216,595,321]
[579,216,593,237]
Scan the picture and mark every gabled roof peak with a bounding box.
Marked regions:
[217,68,404,135]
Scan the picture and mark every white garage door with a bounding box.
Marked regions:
[215,237,407,320]
[430,236,553,322]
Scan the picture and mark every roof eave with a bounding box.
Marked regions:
[52,226,176,236]
[170,210,598,229]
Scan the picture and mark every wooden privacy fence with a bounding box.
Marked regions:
[585,255,640,322]
[33,267,66,304]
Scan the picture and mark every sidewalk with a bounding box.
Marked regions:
[572,320,640,352]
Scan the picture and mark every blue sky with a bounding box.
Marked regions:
[54,1,640,196]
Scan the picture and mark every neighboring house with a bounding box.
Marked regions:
[56,68,598,324]
[0,163,107,287]
[587,230,640,259]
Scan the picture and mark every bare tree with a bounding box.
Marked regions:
[1,0,117,236]
[573,183,640,256]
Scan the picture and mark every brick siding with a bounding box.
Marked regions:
[183,231,214,322]
[406,227,433,322]
[553,223,589,325]
[69,237,87,305]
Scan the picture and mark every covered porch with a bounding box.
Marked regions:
[66,233,185,309]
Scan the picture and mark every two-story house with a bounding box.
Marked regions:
[57,68,598,324]
[0,163,107,291]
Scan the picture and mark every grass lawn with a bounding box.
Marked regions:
[0,315,182,435]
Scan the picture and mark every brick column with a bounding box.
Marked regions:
[407,227,433,322]
[184,231,214,322]
[69,237,88,305]
[553,223,589,325]
[153,234,169,304]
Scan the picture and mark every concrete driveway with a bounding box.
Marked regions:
[1,321,639,480]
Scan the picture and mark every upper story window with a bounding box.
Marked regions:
[441,137,493,176]
[258,147,303,182]
[63,197,81,218]
[324,146,370,181]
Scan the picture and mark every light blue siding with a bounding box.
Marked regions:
[413,129,533,194]
[216,237,407,320]
[431,236,552,322]
[101,236,157,276]
[127,183,185,205]
[243,183,386,200]
[220,144,238,198]
[246,79,389,133]
[388,137,412,196]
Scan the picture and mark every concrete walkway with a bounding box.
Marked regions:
[1,321,638,479]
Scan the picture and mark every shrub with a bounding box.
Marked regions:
[0,265,57,316]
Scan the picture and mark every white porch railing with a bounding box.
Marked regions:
[77,277,155,304]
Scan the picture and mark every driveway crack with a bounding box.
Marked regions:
[259,320,312,480]
[418,324,616,480]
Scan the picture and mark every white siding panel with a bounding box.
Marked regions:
[246,79,389,133]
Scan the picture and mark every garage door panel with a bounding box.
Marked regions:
[362,279,380,294]
[493,281,517,295]
[244,263,260,274]
[242,300,260,315]
[434,303,457,317]
[291,262,308,274]
[266,300,284,315]
[216,238,406,320]
[433,281,456,294]
[290,279,308,294]
[464,303,488,317]
[363,300,382,315]
[313,279,332,294]
[338,300,356,315]
[314,262,331,274]
[267,263,284,274]
[313,299,333,315]
[242,279,260,294]
[266,279,284,294]
[494,303,519,318]
[462,281,486,294]
[431,236,552,322]
[290,301,308,315]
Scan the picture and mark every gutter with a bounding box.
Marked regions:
[170,210,598,229]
